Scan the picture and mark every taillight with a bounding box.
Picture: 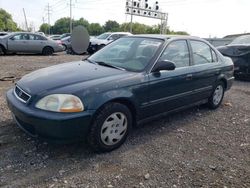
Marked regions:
[57,40,62,45]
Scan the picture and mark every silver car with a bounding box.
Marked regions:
[0,32,64,55]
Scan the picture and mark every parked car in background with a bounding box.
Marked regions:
[0,32,64,55]
[217,35,250,80]
[6,35,234,152]
[49,35,61,40]
[60,36,71,51]
[0,32,8,36]
[35,32,45,36]
[88,32,132,54]
[60,33,71,40]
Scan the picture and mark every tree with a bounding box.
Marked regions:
[39,23,50,34]
[103,20,120,32]
[52,17,71,34]
[0,8,18,31]
[73,18,89,29]
[88,23,103,36]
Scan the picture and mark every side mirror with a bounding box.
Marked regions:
[152,60,176,72]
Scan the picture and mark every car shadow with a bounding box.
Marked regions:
[0,104,214,185]
[3,53,63,57]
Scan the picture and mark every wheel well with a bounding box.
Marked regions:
[43,46,54,52]
[94,98,137,127]
[0,44,6,51]
[219,78,227,90]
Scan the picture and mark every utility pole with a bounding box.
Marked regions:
[22,8,29,31]
[42,17,45,24]
[130,0,133,33]
[70,0,73,33]
[45,3,52,35]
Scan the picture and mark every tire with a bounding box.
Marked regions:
[207,81,225,109]
[0,45,6,55]
[87,103,132,152]
[42,46,54,55]
[62,44,67,51]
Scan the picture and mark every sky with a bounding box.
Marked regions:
[0,0,249,38]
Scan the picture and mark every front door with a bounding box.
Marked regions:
[142,40,197,118]
[8,33,30,53]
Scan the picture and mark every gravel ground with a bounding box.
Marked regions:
[0,53,249,188]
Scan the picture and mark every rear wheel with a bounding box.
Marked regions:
[88,103,132,152]
[0,45,6,55]
[42,46,54,55]
[207,81,225,109]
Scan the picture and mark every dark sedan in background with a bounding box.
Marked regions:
[217,35,250,79]
[6,35,234,152]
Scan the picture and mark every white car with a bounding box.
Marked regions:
[88,32,132,54]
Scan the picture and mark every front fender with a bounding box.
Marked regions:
[87,89,139,112]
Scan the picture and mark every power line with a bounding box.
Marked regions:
[45,3,52,34]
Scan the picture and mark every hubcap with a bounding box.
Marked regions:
[101,112,128,146]
[213,85,223,105]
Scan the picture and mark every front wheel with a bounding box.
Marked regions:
[87,103,132,152]
[207,81,225,109]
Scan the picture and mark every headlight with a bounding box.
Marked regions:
[35,94,84,112]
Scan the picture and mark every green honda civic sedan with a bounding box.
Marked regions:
[6,35,234,152]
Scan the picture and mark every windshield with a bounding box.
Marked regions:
[231,35,250,45]
[88,37,163,72]
[96,33,111,39]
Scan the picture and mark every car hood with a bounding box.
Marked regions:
[217,44,250,57]
[90,38,108,45]
[17,61,129,95]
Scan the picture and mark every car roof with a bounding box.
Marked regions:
[129,34,203,41]
[103,32,132,35]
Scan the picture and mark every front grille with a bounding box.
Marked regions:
[14,85,31,103]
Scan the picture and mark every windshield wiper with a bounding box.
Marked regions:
[95,61,125,71]
[84,58,96,64]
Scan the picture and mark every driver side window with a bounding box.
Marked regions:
[159,40,190,68]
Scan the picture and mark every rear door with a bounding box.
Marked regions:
[27,34,46,52]
[189,40,219,100]
[143,40,197,118]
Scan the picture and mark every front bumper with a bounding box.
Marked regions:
[6,89,95,142]
[226,77,234,91]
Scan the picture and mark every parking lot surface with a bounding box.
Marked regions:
[0,53,249,187]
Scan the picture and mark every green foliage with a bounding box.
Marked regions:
[52,17,71,34]
[39,17,189,36]
[88,23,104,36]
[103,20,120,32]
[39,23,50,34]
[74,18,89,28]
[0,8,18,31]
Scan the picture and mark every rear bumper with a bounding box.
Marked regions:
[54,45,64,53]
[6,89,95,142]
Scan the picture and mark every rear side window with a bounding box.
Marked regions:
[190,40,213,65]
[211,49,218,62]
[159,40,190,68]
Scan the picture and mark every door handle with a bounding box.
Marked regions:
[186,74,193,80]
